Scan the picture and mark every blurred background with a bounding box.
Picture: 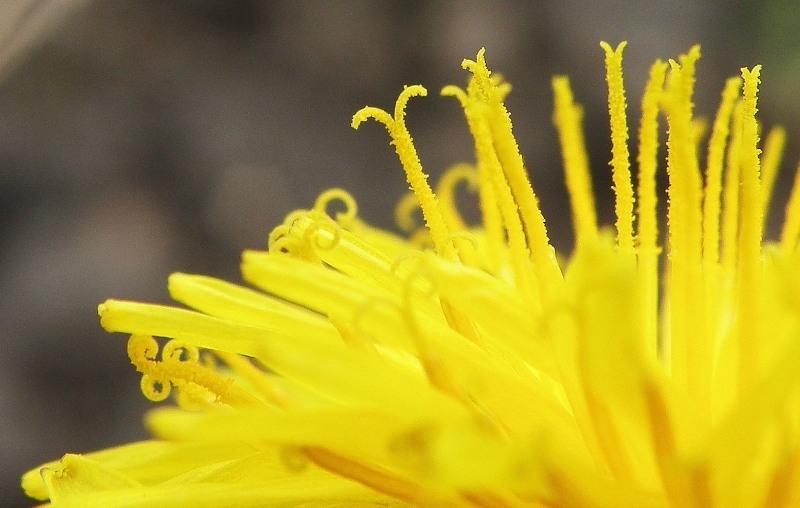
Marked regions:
[1,1,798,505]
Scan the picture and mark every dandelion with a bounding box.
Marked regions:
[21,42,800,507]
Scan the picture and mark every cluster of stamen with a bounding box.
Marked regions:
[126,334,258,408]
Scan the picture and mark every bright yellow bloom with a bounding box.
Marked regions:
[22,43,800,507]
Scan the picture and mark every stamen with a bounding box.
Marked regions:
[583,389,636,483]
[350,296,420,363]
[662,47,707,406]
[395,192,421,232]
[441,85,506,274]
[760,419,800,508]
[637,60,667,352]
[436,164,480,267]
[736,65,764,393]
[551,76,597,249]
[353,86,455,259]
[702,77,742,268]
[126,335,260,407]
[436,163,477,234]
[446,231,479,256]
[409,229,434,250]
[462,49,562,299]
[302,216,342,252]
[700,77,742,415]
[400,267,467,401]
[779,162,800,254]
[389,251,425,279]
[303,447,442,506]
[720,101,744,277]
[461,491,514,508]
[643,378,680,501]
[474,160,506,276]
[268,210,324,260]
[272,211,401,282]
[214,351,297,409]
[442,74,537,303]
[760,126,787,225]
[691,118,708,150]
[601,41,635,254]
[689,465,714,508]
[313,188,358,228]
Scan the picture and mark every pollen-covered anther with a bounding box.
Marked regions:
[461,48,493,101]
[353,84,455,259]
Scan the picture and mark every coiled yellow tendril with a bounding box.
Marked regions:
[313,188,358,229]
[126,334,259,408]
[268,210,342,260]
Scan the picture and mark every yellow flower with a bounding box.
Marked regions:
[21,43,800,507]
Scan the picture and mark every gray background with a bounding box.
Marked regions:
[2,1,799,506]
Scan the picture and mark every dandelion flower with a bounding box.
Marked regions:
[22,43,800,507]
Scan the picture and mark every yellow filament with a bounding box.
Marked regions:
[601,41,635,254]
[583,389,637,484]
[675,46,702,107]
[551,76,597,248]
[409,229,433,250]
[721,101,744,277]
[462,49,562,300]
[636,60,667,352]
[760,126,787,224]
[440,87,505,273]
[395,192,422,232]
[736,65,763,392]
[352,86,454,259]
[436,163,476,233]
[763,446,800,508]
[461,491,514,508]
[436,164,480,267]
[313,188,358,228]
[214,351,298,409]
[703,77,742,268]
[441,83,536,301]
[475,161,506,275]
[780,162,800,254]
[662,46,707,412]
[701,78,742,391]
[691,118,708,152]
[400,269,470,405]
[643,379,680,502]
[303,447,447,506]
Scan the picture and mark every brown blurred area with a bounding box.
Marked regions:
[1,1,798,506]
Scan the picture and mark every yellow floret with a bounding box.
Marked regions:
[22,43,800,508]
